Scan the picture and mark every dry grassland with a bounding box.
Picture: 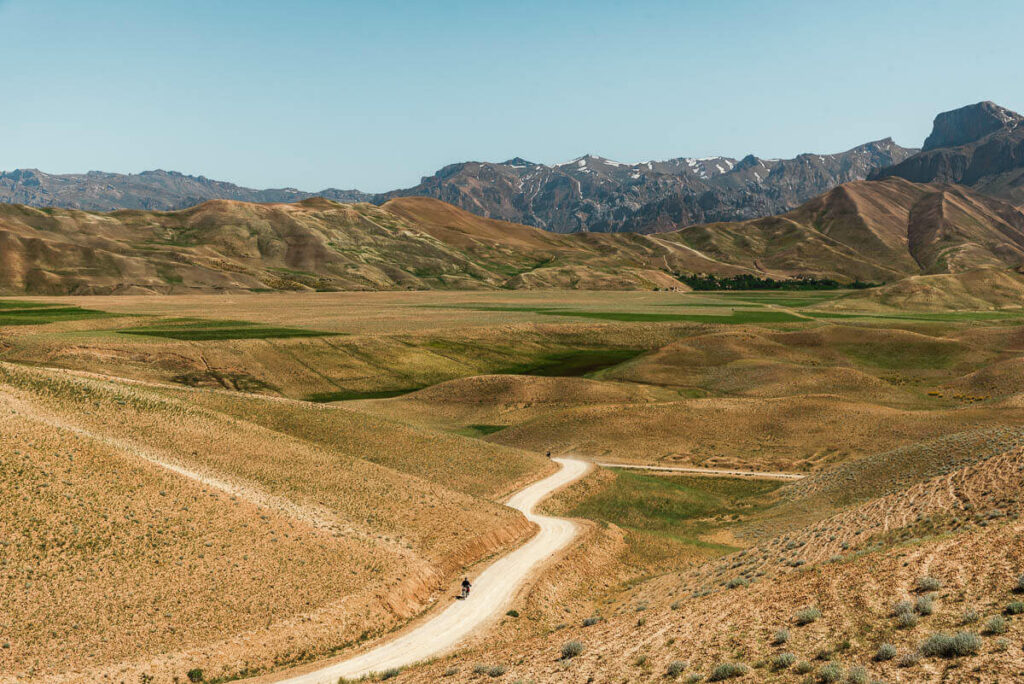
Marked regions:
[403,445,1024,683]
[0,363,539,682]
[5,289,1024,683]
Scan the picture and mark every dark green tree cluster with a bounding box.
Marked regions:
[678,273,878,291]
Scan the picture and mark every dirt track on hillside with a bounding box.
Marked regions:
[267,457,591,683]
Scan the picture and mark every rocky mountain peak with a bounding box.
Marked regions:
[922,101,1023,151]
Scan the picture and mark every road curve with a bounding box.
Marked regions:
[273,457,591,683]
[595,461,805,481]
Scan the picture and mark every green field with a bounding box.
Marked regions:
[562,470,784,558]
[304,349,641,403]
[454,305,805,324]
[305,388,424,402]
[507,349,643,377]
[455,424,508,438]
[118,318,334,340]
[0,301,116,326]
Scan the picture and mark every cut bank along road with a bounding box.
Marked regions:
[271,457,591,684]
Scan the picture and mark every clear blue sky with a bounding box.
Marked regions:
[1,0,1021,192]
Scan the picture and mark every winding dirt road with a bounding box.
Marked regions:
[272,457,591,683]
[595,461,805,481]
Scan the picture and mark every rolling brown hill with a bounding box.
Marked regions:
[0,198,728,295]
[668,177,1024,282]
[827,268,1024,311]
[1,178,1024,294]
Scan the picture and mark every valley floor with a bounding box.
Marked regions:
[3,289,1024,682]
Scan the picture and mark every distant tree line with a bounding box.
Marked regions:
[677,273,879,291]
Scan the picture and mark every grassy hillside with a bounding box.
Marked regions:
[0,362,541,682]
[826,268,1024,312]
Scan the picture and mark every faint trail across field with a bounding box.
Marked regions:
[595,461,805,481]
[270,457,591,684]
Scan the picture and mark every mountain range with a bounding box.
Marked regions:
[3,101,1024,297]
[0,168,371,212]
[5,102,1022,237]
[1,139,920,233]
[3,176,1023,296]
[376,139,916,233]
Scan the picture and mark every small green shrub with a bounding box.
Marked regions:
[817,662,843,682]
[983,615,1008,635]
[793,660,814,674]
[772,628,790,645]
[1014,574,1024,594]
[919,631,981,658]
[582,616,601,627]
[1005,601,1024,615]
[186,670,204,683]
[380,668,402,680]
[726,576,749,589]
[561,640,584,660]
[896,610,918,629]
[994,638,1010,652]
[892,599,913,616]
[770,652,796,670]
[443,666,459,677]
[486,665,506,678]
[915,576,942,592]
[846,666,869,684]
[506,609,520,618]
[666,660,687,677]
[960,608,979,625]
[874,643,897,661]
[897,650,920,667]
[795,607,822,625]
[708,662,748,681]
[633,655,648,667]
[915,594,934,616]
